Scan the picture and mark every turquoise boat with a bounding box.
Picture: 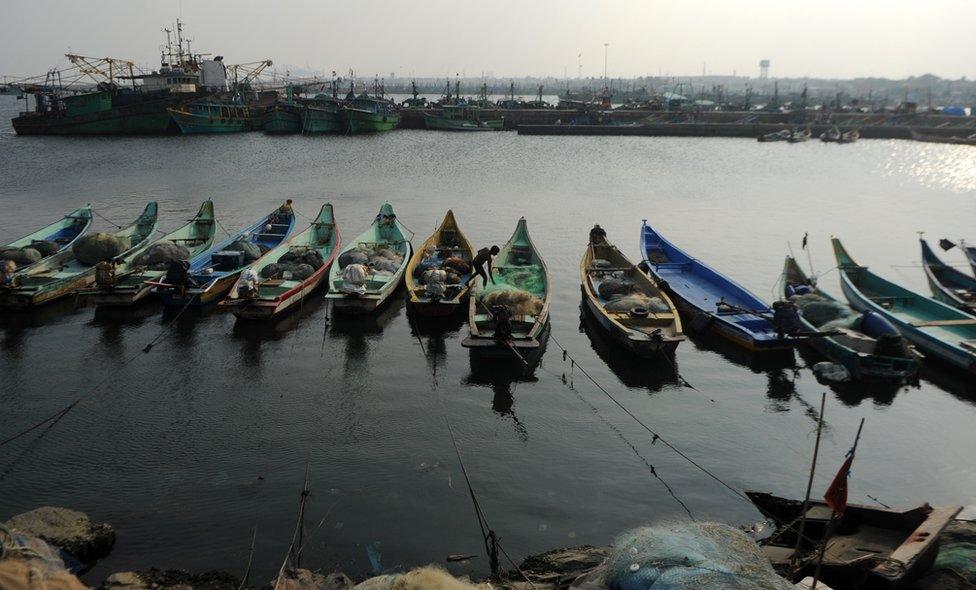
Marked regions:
[78,201,217,307]
[325,203,412,313]
[301,95,344,134]
[155,206,296,306]
[0,203,159,308]
[262,86,302,134]
[781,255,919,381]
[832,237,976,374]
[423,105,504,131]
[2,205,93,273]
[462,218,551,358]
[168,101,253,134]
[920,239,976,314]
[342,95,399,133]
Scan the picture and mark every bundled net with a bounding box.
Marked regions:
[498,265,546,295]
[338,245,404,275]
[132,240,190,270]
[480,283,544,316]
[72,233,129,265]
[260,248,325,281]
[788,292,852,326]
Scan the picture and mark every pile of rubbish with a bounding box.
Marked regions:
[574,522,795,589]
[73,233,131,265]
[131,241,190,270]
[260,248,325,281]
[0,240,59,267]
[595,273,669,314]
[338,244,405,275]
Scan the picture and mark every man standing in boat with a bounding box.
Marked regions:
[468,245,499,288]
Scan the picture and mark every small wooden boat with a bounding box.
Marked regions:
[920,238,976,314]
[463,218,551,358]
[325,203,412,314]
[580,232,684,356]
[747,491,960,590]
[154,207,296,306]
[222,204,340,320]
[1,205,93,273]
[839,128,860,143]
[758,129,791,142]
[820,126,842,142]
[1,203,158,308]
[640,221,801,352]
[910,129,976,145]
[832,237,976,373]
[78,201,217,307]
[423,105,504,131]
[404,209,475,317]
[168,101,253,134]
[787,128,811,143]
[781,256,919,381]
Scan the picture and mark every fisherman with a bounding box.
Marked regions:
[0,260,18,288]
[270,199,294,225]
[589,224,608,245]
[94,258,118,289]
[468,245,499,288]
[163,259,195,297]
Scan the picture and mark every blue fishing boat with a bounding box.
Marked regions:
[781,256,919,381]
[153,206,296,306]
[1,205,93,273]
[920,239,976,314]
[640,221,800,351]
[832,238,976,374]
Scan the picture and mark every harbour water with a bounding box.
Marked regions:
[0,95,974,583]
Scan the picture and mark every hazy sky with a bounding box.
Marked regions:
[2,0,972,80]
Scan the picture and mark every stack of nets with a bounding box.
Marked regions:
[581,523,794,589]
[789,292,852,327]
[259,248,326,281]
[131,240,190,270]
[72,233,130,265]
[338,244,404,275]
[499,264,546,295]
[480,283,544,316]
[227,239,263,262]
[597,274,669,314]
[414,250,469,286]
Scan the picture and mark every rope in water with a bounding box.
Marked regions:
[92,209,124,229]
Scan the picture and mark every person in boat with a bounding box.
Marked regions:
[163,259,196,297]
[468,245,500,288]
[270,199,294,225]
[94,258,119,289]
[0,260,18,288]
[589,224,608,245]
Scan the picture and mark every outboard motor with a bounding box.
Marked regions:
[772,300,803,336]
[491,304,514,344]
[163,259,192,291]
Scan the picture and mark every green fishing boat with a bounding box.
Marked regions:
[261,86,302,134]
[423,104,503,131]
[342,95,399,133]
[168,101,253,134]
[222,204,340,320]
[1,205,93,273]
[13,89,183,135]
[78,201,217,307]
[0,203,159,308]
[301,94,344,134]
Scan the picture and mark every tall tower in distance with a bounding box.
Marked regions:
[759,59,770,79]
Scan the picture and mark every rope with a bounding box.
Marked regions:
[142,291,200,353]
[93,209,124,229]
[215,219,234,239]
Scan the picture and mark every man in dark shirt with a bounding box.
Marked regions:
[469,245,499,288]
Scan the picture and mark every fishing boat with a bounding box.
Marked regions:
[580,231,684,356]
[820,126,842,142]
[78,201,216,307]
[781,256,919,381]
[342,95,399,133]
[910,130,976,145]
[1,205,93,273]
[301,94,343,134]
[0,203,158,308]
[832,237,976,373]
[747,491,960,590]
[222,204,340,320]
[423,105,504,131]
[404,210,475,317]
[787,128,811,143]
[758,129,791,142]
[920,239,976,314]
[640,221,800,352]
[153,206,295,306]
[325,203,412,313]
[168,101,253,134]
[839,128,860,143]
[462,218,551,359]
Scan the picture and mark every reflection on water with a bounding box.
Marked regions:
[793,346,907,408]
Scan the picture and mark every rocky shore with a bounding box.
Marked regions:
[2,507,974,590]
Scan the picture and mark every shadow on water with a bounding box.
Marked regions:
[577,304,680,392]
[0,297,87,356]
[920,362,976,407]
[794,346,907,408]
[231,295,329,367]
[405,304,465,384]
[89,301,163,354]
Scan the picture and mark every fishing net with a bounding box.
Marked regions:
[499,265,545,295]
[0,248,41,266]
[369,256,400,273]
[132,241,190,270]
[260,262,316,281]
[227,240,261,262]
[29,240,59,257]
[599,278,636,300]
[338,248,369,269]
[278,249,324,269]
[792,296,851,326]
[481,284,544,316]
[73,233,127,265]
[582,523,794,590]
[605,294,670,314]
[442,256,471,275]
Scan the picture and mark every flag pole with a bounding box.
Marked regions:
[811,418,865,590]
[791,392,826,575]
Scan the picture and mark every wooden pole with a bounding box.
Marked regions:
[791,392,826,573]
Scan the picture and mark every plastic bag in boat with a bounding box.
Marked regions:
[132,240,190,270]
[573,522,794,590]
[424,269,447,298]
[340,263,368,295]
[73,233,127,265]
[230,268,259,299]
[414,257,441,280]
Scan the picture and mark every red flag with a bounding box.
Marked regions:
[823,455,854,516]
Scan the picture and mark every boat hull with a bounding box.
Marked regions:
[13,99,179,135]
[345,109,399,133]
[159,272,240,307]
[168,109,250,134]
[410,298,465,317]
[262,109,301,133]
[0,274,94,308]
[326,283,401,314]
[83,282,155,307]
[302,107,344,134]
[423,114,503,131]
[463,320,550,360]
[231,270,330,320]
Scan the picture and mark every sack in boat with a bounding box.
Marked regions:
[338,248,369,269]
[800,300,851,326]
[132,240,191,270]
[598,277,635,300]
[227,240,262,262]
[73,233,126,265]
[0,247,42,265]
[482,286,543,316]
[369,256,399,273]
[29,240,60,257]
[441,256,470,275]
